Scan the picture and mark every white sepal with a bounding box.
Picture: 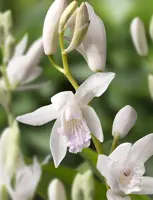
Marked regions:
[112,105,137,138]
[77,3,106,72]
[130,17,148,56]
[48,179,66,200]
[43,0,67,55]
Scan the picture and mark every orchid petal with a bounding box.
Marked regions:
[109,143,132,161]
[43,0,67,55]
[16,104,58,126]
[13,34,28,58]
[97,155,112,177]
[127,133,153,167]
[77,3,106,72]
[21,66,43,84]
[82,105,103,142]
[16,81,51,91]
[107,190,131,200]
[75,72,115,107]
[0,128,10,164]
[51,91,75,112]
[50,118,67,167]
[132,177,153,194]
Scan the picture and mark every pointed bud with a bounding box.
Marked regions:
[48,179,66,200]
[76,3,106,72]
[72,174,83,200]
[149,15,153,41]
[43,0,67,55]
[112,105,137,138]
[4,34,15,64]
[148,74,153,99]
[130,17,148,56]
[65,3,89,53]
[3,10,12,35]
[59,1,78,33]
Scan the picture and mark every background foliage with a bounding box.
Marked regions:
[1,0,153,199]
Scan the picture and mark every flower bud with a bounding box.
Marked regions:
[3,10,12,35]
[59,1,78,33]
[149,15,153,41]
[48,179,66,200]
[72,171,95,200]
[148,74,153,99]
[76,3,106,72]
[65,3,89,53]
[130,17,148,56]
[43,0,67,55]
[112,105,137,138]
[4,34,15,64]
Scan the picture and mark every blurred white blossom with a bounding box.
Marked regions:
[43,0,67,55]
[130,17,148,56]
[112,105,137,138]
[0,35,44,90]
[148,74,153,99]
[97,134,153,200]
[8,156,41,200]
[16,72,115,167]
[48,179,66,200]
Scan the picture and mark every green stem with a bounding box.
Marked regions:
[110,137,119,153]
[91,134,103,154]
[48,55,64,74]
[0,185,8,200]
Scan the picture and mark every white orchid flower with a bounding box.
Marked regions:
[16,72,115,167]
[77,2,106,72]
[7,156,41,200]
[0,35,44,90]
[97,134,153,200]
[43,0,67,55]
[48,179,66,200]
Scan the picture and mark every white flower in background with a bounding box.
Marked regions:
[77,2,106,72]
[0,35,44,90]
[130,17,148,56]
[0,126,19,197]
[112,105,137,138]
[97,134,153,200]
[148,74,153,100]
[16,72,115,167]
[8,156,41,200]
[48,179,66,200]
[149,15,153,41]
[43,0,67,55]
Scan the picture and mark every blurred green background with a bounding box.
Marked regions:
[1,0,153,183]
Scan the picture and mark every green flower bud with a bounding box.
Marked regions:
[65,2,89,53]
[59,1,78,33]
[4,34,15,64]
[3,10,13,35]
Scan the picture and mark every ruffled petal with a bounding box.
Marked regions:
[107,190,131,200]
[82,105,103,142]
[50,118,67,167]
[51,91,75,112]
[75,72,115,107]
[132,177,153,194]
[109,143,132,161]
[127,133,153,167]
[16,104,58,126]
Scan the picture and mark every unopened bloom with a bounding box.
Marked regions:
[0,35,44,90]
[48,179,66,200]
[8,156,41,200]
[77,3,106,72]
[43,0,67,55]
[16,72,115,167]
[112,105,137,138]
[148,74,153,99]
[97,134,153,200]
[130,17,148,56]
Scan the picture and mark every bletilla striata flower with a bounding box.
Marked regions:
[8,156,41,200]
[97,134,153,200]
[48,179,66,200]
[77,2,106,72]
[16,72,115,167]
[43,0,67,55]
[0,35,44,90]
